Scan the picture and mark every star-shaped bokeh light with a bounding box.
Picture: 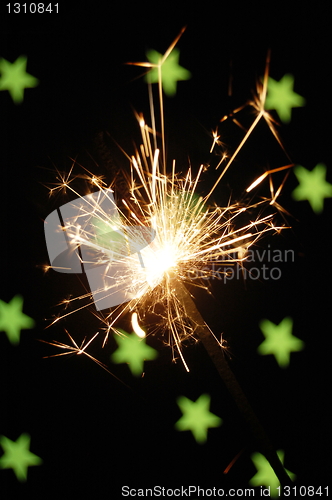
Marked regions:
[175,394,222,443]
[0,55,39,104]
[292,163,332,214]
[258,317,304,368]
[0,434,42,482]
[250,450,296,497]
[111,330,158,376]
[0,295,35,345]
[265,74,305,123]
[145,48,191,96]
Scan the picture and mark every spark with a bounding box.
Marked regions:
[210,128,222,153]
[246,164,293,193]
[41,330,101,360]
[40,331,131,386]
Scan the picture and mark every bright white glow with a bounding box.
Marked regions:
[131,312,146,338]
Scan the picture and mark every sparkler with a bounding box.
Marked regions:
[44,29,294,486]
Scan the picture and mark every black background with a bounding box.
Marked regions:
[1,4,331,498]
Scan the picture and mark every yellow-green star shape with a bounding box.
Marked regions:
[250,451,296,497]
[175,394,222,443]
[258,317,304,368]
[0,55,39,104]
[0,295,35,345]
[145,48,191,96]
[0,434,43,482]
[111,330,158,376]
[265,74,305,123]
[292,163,332,214]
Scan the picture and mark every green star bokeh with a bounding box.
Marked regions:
[145,48,191,96]
[111,330,158,376]
[265,74,305,123]
[0,56,39,104]
[0,295,35,345]
[250,450,296,497]
[293,163,332,214]
[175,394,222,443]
[258,317,304,368]
[0,434,42,482]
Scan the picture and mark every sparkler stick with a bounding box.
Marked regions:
[172,276,292,486]
[128,33,292,484]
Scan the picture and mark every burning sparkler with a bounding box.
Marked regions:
[43,29,294,485]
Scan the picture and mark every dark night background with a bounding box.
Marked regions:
[1,4,331,498]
